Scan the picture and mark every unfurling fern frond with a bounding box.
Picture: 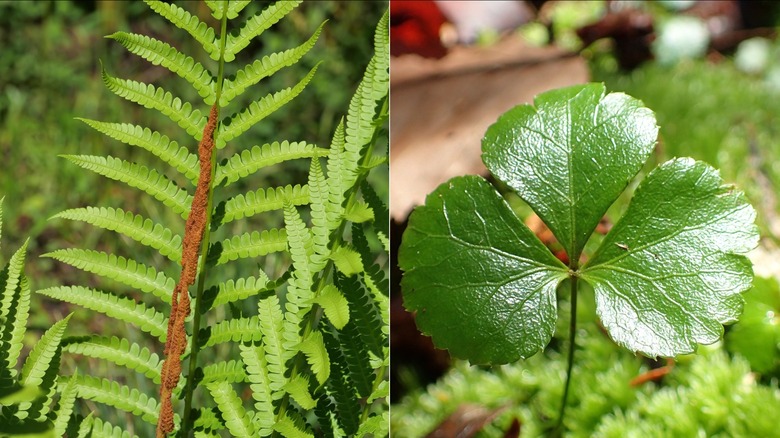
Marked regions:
[44,1,388,436]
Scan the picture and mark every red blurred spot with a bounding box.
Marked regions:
[391,1,448,58]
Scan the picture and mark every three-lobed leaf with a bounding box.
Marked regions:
[400,83,758,364]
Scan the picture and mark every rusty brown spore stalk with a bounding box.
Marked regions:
[156,104,218,437]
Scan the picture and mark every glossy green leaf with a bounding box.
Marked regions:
[400,83,758,364]
[582,158,757,356]
[482,83,657,260]
[399,175,568,364]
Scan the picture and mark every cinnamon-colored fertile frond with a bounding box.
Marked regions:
[156,104,218,437]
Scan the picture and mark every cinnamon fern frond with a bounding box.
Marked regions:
[41,1,388,436]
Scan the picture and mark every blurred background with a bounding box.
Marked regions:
[390,1,780,436]
[0,1,385,434]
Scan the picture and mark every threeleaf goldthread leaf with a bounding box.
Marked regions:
[399,83,758,365]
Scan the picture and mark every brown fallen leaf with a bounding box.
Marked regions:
[425,404,509,438]
[390,36,588,221]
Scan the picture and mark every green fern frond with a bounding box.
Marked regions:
[208,273,274,310]
[352,225,389,333]
[206,382,257,437]
[299,330,330,385]
[360,179,389,241]
[0,197,3,244]
[221,184,310,225]
[143,0,219,60]
[1,239,28,322]
[53,371,78,437]
[101,67,206,139]
[314,393,338,438]
[76,119,199,184]
[282,203,312,290]
[193,407,225,434]
[20,314,70,389]
[257,295,293,399]
[107,32,214,101]
[62,336,161,383]
[62,155,193,219]
[321,328,360,436]
[217,229,288,265]
[216,142,325,187]
[91,417,138,438]
[220,21,324,107]
[356,412,389,438]
[201,360,246,385]
[207,381,257,437]
[329,245,363,277]
[307,157,330,268]
[274,409,314,438]
[338,272,385,360]
[44,249,174,304]
[343,200,373,224]
[225,0,250,19]
[217,64,320,148]
[37,286,168,341]
[325,119,346,209]
[2,273,31,373]
[238,343,274,436]
[53,207,183,263]
[66,374,161,425]
[341,11,389,192]
[76,414,94,438]
[203,316,263,347]
[313,285,349,331]
[284,374,316,410]
[17,314,70,421]
[222,1,302,62]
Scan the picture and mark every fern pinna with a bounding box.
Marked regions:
[39,1,389,437]
[0,199,74,438]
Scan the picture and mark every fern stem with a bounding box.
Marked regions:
[556,273,579,434]
[180,1,228,434]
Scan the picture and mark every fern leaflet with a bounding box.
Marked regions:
[53,207,183,263]
[76,119,199,184]
[222,1,302,62]
[221,184,310,225]
[143,0,219,60]
[62,336,162,383]
[220,21,324,107]
[37,286,168,341]
[62,155,192,219]
[101,66,206,139]
[217,64,319,147]
[107,31,214,100]
[216,142,325,187]
[44,248,174,303]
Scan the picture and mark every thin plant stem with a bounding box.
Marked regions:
[181,1,228,433]
[556,274,579,433]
